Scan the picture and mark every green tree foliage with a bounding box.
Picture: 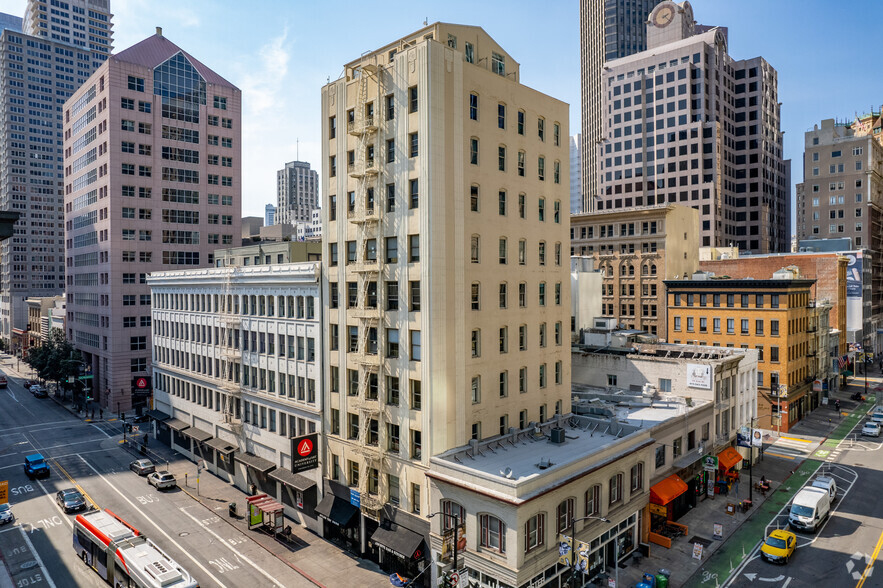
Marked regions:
[25,329,81,391]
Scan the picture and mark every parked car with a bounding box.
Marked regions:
[129,459,155,476]
[147,471,177,490]
[761,529,796,564]
[862,421,881,437]
[0,374,7,388]
[132,414,150,424]
[870,408,883,423]
[789,487,830,532]
[810,475,838,502]
[29,384,47,398]
[23,454,50,479]
[55,488,86,513]
[0,503,13,525]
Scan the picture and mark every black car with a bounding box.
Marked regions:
[56,488,86,513]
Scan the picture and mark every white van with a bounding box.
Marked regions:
[811,475,837,502]
[789,487,830,532]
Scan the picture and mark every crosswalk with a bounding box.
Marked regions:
[764,435,815,461]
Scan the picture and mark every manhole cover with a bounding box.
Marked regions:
[20,561,38,570]
[179,532,189,537]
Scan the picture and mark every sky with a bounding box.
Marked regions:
[9,0,883,226]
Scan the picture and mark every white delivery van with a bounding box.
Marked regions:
[789,487,830,532]
[810,475,837,502]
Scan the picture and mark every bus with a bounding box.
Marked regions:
[74,509,198,588]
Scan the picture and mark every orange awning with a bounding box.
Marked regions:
[717,446,743,470]
[650,474,689,505]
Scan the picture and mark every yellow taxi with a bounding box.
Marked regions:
[760,529,796,564]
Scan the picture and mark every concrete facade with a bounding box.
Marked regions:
[322,22,571,573]
[276,160,319,226]
[63,31,242,411]
[570,204,699,338]
[570,133,582,214]
[580,0,663,213]
[570,256,603,340]
[149,263,324,532]
[214,241,322,267]
[23,0,112,67]
[598,1,789,253]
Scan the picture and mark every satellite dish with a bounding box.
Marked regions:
[500,467,514,479]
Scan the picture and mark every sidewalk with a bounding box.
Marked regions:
[2,357,389,588]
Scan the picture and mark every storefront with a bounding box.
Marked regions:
[181,426,213,463]
[715,446,742,496]
[234,452,277,496]
[269,467,318,529]
[649,474,689,522]
[145,409,170,445]
[166,418,191,452]
[370,523,427,582]
[203,437,236,481]
[316,485,360,555]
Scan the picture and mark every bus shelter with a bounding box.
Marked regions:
[246,493,284,534]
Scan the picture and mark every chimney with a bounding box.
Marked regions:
[156,27,163,37]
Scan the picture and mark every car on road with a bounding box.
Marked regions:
[129,459,155,476]
[147,471,177,490]
[789,486,830,532]
[862,421,881,437]
[55,488,86,513]
[0,503,13,525]
[29,384,47,398]
[0,374,7,388]
[761,529,796,564]
[132,414,150,423]
[23,453,50,479]
[810,475,838,502]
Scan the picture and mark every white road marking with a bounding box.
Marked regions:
[0,420,77,432]
[178,505,286,588]
[77,454,231,588]
[89,423,111,439]
[17,524,57,588]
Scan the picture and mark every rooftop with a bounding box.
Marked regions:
[114,33,237,89]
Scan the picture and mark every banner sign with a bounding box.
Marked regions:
[687,364,712,389]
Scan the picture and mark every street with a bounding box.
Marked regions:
[0,367,315,588]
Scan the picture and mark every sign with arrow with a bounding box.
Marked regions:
[290,433,318,473]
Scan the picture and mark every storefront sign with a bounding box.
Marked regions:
[713,523,723,540]
[813,379,823,392]
[692,542,704,560]
[702,455,718,471]
[290,433,318,473]
[441,523,466,564]
[751,429,763,448]
[687,364,712,389]
[557,534,572,566]
[706,477,714,498]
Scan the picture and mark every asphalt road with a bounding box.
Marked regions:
[726,413,883,588]
[0,368,312,588]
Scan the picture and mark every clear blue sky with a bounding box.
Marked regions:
[10,0,883,228]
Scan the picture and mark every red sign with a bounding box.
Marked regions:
[135,377,148,389]
[297,438,313,457]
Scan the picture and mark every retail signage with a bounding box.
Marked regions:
[692,542,704,560]
[751,429,763,448]
[441,523,466,564]
[290,433,318,473]
[687,364,712,389]
[649,503,667,516]
[702,455,718,471]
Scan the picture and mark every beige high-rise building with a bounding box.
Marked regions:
[321,22,570,561]
[570,204,698,338]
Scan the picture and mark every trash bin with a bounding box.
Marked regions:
[642,572,656,587]
[228,502,236,517]
[636,583,652,588]
[655,574,669,588]
[658,569,671,579]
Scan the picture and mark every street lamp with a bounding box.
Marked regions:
[428,510,461,587]
[564,515,617,588]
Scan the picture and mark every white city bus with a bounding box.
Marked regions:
[74,509,198,588]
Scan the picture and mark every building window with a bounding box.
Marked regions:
[409,132,419,157]
[498,145,506,171]
[469,93,478,121]
[480,514,506,553]
[556,499,574,534]
[630,463,643,493]
[585,485,600,516]
[524,513,545,553]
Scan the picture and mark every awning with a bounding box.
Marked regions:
[718,446,743,470]
[204,437,237,454]
[145,409,169,422]
[315,494,359,527]
[673,448,703,470]
[269,468,316,492]
[370,525,425,560]
[650,474,689,506]
[234,452,276,474]
[165,418,190,432]
[182,427,213,444]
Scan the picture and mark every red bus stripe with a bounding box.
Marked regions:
[115,548,130,574]
[104,509,141,536]
[75,515,111,546]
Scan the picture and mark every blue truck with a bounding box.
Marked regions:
[23,454,50,479]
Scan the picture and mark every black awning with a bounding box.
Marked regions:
[182,427,213,443]
[165,418,190,432]
[269,468,316,491]
[370,525,425,560]
[204,437,237,454]
[233,452,276,474]
[315,494,358,528]
[145,409,170,422]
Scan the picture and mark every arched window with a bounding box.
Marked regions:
[650,264,657,276]
[480,514,506,553]
[441,500,466,531]
[556,498,575,533]
[470,235,480,263]
[471,282,480,310]
[642,265,649,276]
[585,485,600,516]
[628,264,635,276]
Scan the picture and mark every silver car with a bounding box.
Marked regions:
[147,471,177,490]
[129,459,155,476]
[0,503,13,525]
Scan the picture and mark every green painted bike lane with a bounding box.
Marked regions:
[682,398,874,588]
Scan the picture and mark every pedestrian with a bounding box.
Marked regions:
[99,409,103,420]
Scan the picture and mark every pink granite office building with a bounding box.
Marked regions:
[63,29,241,411]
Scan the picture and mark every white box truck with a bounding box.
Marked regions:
[789,486,830,532]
